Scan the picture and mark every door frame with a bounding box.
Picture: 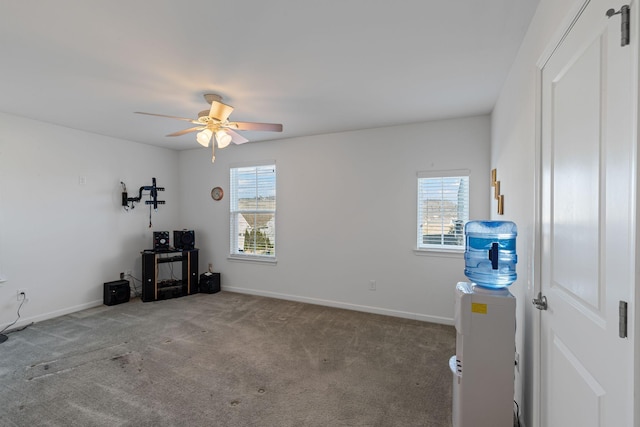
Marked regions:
[532,0,639,425]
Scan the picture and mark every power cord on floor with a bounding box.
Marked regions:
[514,400,521,427]
[0,297,31,343]
[126,274,143,298]
[0,297,25,334]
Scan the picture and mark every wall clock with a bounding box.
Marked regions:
[211,186,224,201]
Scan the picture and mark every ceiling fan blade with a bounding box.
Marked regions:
[228,121,283,132]
[167,126,205,137]
[227,129,249,145]
[135,112,198,123]
[209,101,234,122]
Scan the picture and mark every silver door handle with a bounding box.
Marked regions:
[532,292,548,310]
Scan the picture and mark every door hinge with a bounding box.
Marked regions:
[606,5,630,46]
[619,300,628,338]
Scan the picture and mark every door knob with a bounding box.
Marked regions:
[532,292,548,310]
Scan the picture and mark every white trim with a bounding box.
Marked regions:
[413,248,464,258]
[531,58,544,427]
[1,299,103,332]
[227,254,277,264]
[536,0,591,69]
[534,4,591,427]
[629,2,640,424]
[417,168,471,178]
[229,159,276,169]
[222,286,454,325]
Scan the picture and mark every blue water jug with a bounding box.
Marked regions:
[464,221,517,288]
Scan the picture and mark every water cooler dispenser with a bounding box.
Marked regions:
[450,221,517,427]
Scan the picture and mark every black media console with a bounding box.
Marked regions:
[141,248,198,302]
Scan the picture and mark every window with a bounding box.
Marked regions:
[417,170,469,251]
[230,162,276,260]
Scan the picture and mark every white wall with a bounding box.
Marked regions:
[0,112,180,328]
[490,0,582,425]
[178,115,490,323]
[0,112,488,342]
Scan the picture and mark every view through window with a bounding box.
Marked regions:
[230,163,276,259]
[417,170,469,251]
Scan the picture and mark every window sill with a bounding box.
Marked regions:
[413,248,464,259]
[228,254,277,265]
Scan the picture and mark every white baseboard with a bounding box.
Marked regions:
[2,299,103,332]
[2,289,456,331]
[223,286,454,326]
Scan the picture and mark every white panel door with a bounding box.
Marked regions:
[540,1,636,426]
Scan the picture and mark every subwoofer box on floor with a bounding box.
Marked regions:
[199,272,220,294]
[103,280,130,306]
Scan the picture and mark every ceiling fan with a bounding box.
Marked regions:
[135,94,283,162]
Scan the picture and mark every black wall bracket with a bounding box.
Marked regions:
[121,177,165,210]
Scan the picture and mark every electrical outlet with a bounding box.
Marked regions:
[125,270,132,277]
[17,289,27,302]
[369,280,376,291]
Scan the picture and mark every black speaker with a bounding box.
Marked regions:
[104,280,130,306]
[153,231,170,250]
[199,272,220,294]
[174,229,195,250]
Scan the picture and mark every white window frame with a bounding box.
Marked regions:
[229,161,277,263]
[415,169,470,254]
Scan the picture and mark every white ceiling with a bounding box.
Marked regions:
[0,0,540,150]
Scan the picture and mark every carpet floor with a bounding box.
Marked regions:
[0,292,456,426]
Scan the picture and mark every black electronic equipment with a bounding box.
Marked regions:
[103,280,130,306]
[174,229,195,250]
[157,280,183,300]
[199,272,220,294]
[153,231,170,250]
[141,249,199,302]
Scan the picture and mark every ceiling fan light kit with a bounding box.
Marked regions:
[196,128,213,147]
[135,94,283,164]
[215,130,232,148]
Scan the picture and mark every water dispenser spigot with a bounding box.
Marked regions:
[489,242,499,270]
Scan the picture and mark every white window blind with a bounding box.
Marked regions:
[417,170,469,251]
[230,163,276,259]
